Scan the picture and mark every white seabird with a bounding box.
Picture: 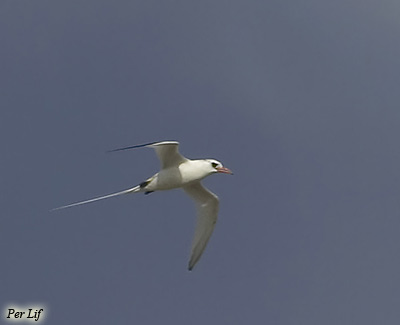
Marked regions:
[53,141,232,270]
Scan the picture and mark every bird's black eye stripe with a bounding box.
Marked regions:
[211,162,218,168]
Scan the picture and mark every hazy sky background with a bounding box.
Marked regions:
[1,1,400,324]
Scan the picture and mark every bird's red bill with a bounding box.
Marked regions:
[216,167,233,174]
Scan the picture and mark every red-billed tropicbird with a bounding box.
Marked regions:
[53,141,232,270]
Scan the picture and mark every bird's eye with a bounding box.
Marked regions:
[211,162,218,168]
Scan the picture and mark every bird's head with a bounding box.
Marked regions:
[206,159,233,175]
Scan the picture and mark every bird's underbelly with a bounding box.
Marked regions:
[146,165,206,191]
[147,169,184,191]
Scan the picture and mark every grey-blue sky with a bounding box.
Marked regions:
[1,1,400,324]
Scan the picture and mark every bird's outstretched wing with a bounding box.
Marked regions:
[109,141,188,169]
[183,182,219,270]
[52,185,140,211]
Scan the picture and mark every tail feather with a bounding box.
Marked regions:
[51,185,141,211]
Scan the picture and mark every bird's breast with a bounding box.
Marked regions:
[149,161,210,191]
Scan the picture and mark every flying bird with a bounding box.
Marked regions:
[53,141,232,270]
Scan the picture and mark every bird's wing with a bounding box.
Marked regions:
[183,182,219,270]
[109,141,187,169]
[52,185,140,211]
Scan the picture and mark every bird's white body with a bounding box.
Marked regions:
[145,160,218,192]
[53,141,232,270]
